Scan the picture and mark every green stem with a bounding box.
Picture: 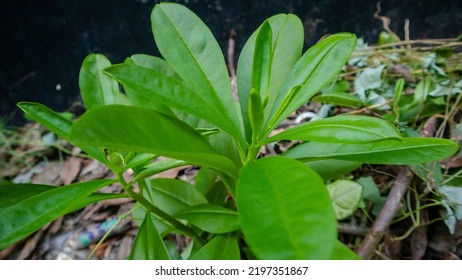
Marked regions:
[87,204,140,260]
[442,168,462,185]
[117,174,203,246]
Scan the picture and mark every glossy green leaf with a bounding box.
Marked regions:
[251,21,273,99]
[285,137,458,165]
[236,156,336,259]
[174,204,240,234]
[18,102,71,139]
[73,193,129,211]
[125,54,201,128]
[128,54,178,78]
[306,159,361,181]
[70,105,238,178]
[0,184,54,212]
[312,92,363,108]
[123,55,175,116]
[125,54,202,129]
[79,53,129,109]
[131,203,171,235]
[195,168,218,195]
[151,3,241,140]
[331,240,361,260]
[104,64,241,141]
[17,102,108,164]
[266,115,402,144]
[248,89,264,137]
[124,153,157,171]
[133,159,188,182]
[238,14,304,141]
[0,182,126,216]
[148,179,208,215]
[265,33,357,133]
[129,212,171,260]
[189,233,240,260]
[327,180,363,219]
[206,181,228,206]
[0,179,114,249]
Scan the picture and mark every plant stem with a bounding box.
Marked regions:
[356,167,413,259]
[87,204,140,260]
[116,174,203,246]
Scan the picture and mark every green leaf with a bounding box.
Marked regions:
[265,33,357,133]
[104,64,241,141]
[236,156,336,259]
[189,233,240,260]
[357,176,382,203]
[285,137,458,165]
[312,92,363,108]
[17,102,108,164]
[79,53,129,109]
[439,186,462,234]
[195,168,218,195]
[151,3,241,140]
[128,54,179,78]
[125,54,203,129]
[133,159,188,182]
[0,179,114,249]
[125,153,157,171]
[327,180,363,219]
[265,115,402,144]
[238,14,304,141]
[251,21,273,99]
[131,203,171,235]
[206,181,228,206]
[331,240,361,260]
[74,193,129,211]
[18,102,71,139]
[0,183,125,213]
[0,184,54,212]
[70,105,238,178]
[174,204,240,234]
[147,179,208,215]
[248,89,264,137]
[123,55,175,116]
[129,212,171,260]
[306,159,361,181]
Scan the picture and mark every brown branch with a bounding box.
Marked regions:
[227,28,238,100]
[373,1,400,42]
[356,167,413,259]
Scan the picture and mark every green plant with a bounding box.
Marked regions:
[1,3,458,259]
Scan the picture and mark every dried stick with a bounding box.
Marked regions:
[227,28,238,100]
[404,19,411,51]
[356,167,413,259]
[373,1,400,42]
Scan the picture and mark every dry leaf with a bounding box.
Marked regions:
[59,156,81,185]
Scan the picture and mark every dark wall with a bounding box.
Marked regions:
[1,0,461,125]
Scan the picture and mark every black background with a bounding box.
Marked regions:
[1,0,461,125]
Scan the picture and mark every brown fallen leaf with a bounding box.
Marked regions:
[16,222,52,260]
[155,166,188,179]
[410,225,428,260]
[59,156,81,185]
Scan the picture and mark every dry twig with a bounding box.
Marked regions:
[356,167,413,259]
